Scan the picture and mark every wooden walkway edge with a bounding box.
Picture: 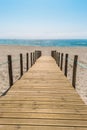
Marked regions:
[0,56,87,130]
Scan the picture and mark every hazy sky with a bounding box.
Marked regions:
[0,0,87,39]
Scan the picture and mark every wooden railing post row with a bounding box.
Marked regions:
[64,53,68,77]
[26,53,29,71]
[72,55,78,89]
[20,53,23,77]
[8,55,13,87]
[60,53,63,70]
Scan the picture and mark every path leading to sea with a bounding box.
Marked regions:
[0,56,87,130]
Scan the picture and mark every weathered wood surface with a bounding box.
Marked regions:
[0,56,87,130]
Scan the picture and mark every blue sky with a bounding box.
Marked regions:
[0,0,87,39]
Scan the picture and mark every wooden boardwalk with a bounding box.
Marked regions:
[0,56,87,130]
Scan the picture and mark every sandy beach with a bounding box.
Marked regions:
[0,45,87,104]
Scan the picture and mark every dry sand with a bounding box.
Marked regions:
[0,45,87,104]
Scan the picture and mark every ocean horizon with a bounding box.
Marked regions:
[0,39,87,47]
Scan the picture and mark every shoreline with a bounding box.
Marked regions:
[0,45,87,104]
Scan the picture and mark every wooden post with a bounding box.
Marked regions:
[53,51,56,60]
[56,52,58,65]
[34,51,36,63]
[30,52,33,67]
[55,51,58,63]
[60,53,63,70]
[35,51,37,62]
[26,53,29,71]
[53,51,55,59]
[52,51,54,57]
[58,52,60,67]
[72,55,78,89]
[33,52,34,64]
[64,54,68,77]
[8,55,13,87]
[33,52,35,64]
[54,51,56,61]
[20,53,23,77]
[32,52,34,65]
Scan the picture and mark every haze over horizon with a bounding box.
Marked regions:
[0,0,87,39]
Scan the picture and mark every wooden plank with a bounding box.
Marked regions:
[0,102,86,108]
[0,125,86,130]
[0,108,87,114]
[1,112,87,120]
[3,95,82,101]
[0,118,87,127]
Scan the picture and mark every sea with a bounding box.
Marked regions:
[0,39,87,47]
